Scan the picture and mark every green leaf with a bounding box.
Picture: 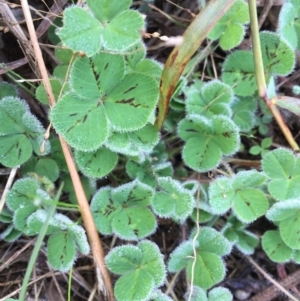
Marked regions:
[222,51,256,97]
[209,177,234,215]
[266,199,300,222]
[70,54,125,99]
[36,77,69,105]
[260,31,295,76]
[186,80,233,118]
[75,147,118,179]
[187,252,226,289]
[91,181,156,240]
[126,159,173,187]
[209,171,268,222]
[208,287,233,301]
[47,231,76,272]
[6,177,52,212]
[58,6,144,56]
[34,158,59,182]
[0,97,50,167]
[106,245,143,274]
[0,82,18,99]
[280,211,300,249]
[102,10,144,52]
[86,0,131,21]
[50,92,109,151]
[106,240,165,301]
[178,115,240,172]
[152,177,194,221]
[262,148,300,200]
[114,269,154,301]
[262,230,293,262]
[231,96,257,132]
[58,7,103,57]
[0,224,22,242]
[149,290,174,301]
[208,0,249,50]
[278,2,299,49]
[249,145,262,155]
[191,227,232,256]
[185,286,207,301]
[138,240,166,286]
[13,205,36,232]
[169,228,230,289]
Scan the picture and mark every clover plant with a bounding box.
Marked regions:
[2,0,300,300]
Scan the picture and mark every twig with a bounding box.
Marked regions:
[20,1,113,299]
[0,167,18,213]
[187,175,201,301]
[247,256,300,301]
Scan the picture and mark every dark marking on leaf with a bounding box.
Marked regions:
[83,115,88,123]
[104,63,109,70]
[222,132,231,138]
[69,113,78,117]
[124,85,138,94]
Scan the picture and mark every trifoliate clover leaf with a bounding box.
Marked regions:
[168,227,231,289]
[0,97,50,167]
[0,82,18,99]
[231,96,257,132]
[209,170,268,223]
[186,80,233,118]
[262,230,293,262]
[86,0,131,22]
[260,31,295,76]
[106,240,165,301]
[208,0,249,50]
[178,115,240,172]
[126,159,173,187]
[262,148,300,200]
[75,147,118,179]
[91,181,156,240]
[6,177,52,212]
[277,0,300,49]
[222,50,256,97]
[47,231,76,272]
[266,199,300,249]
[222,216,259,255]
[152,177,194,221]
[57,6,144,56]
[51,55,159,151]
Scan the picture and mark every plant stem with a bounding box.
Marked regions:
[20,1,114,299]
[19,184,63,301]
[248,0,299,151]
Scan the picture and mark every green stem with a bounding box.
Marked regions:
[19,183,63,301]
[248,0,299,151]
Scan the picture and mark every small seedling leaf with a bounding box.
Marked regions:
[186,80,233,118]
[208,287,233,301]
[152,177,194,221]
